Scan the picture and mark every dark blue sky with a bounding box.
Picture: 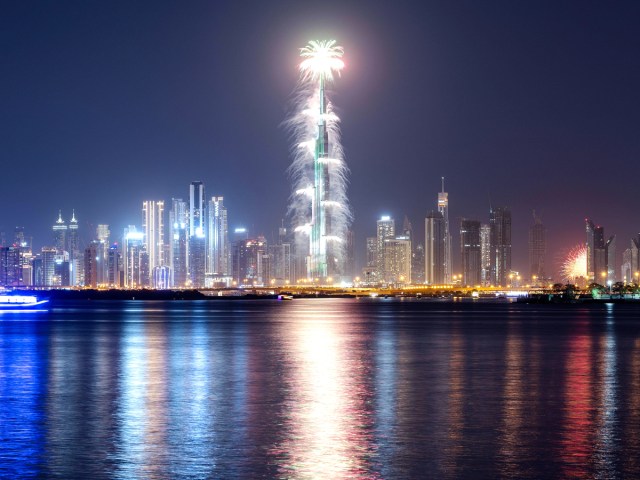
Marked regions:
[2,1,639,277]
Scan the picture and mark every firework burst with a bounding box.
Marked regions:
[561,244,587,282]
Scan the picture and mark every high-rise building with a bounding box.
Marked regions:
[189,183,206,287]
[437,178,452,284]
[460,219,481,286]
[122,226,148,288]
[0,246,22,287]
[84,241,99,288]
[189,181,205,237]
[143,200,165,284]
[207,196,229,276]
[68,210,80,285]
[268,227,291,286]
[412,243,425,284]
[606,235,616,283]
[621,235,640,283]
[425,210,445,285]
[52,211,67,254]
[107,243,121,287]
[376,216,395,281]
[528,212,546,283]
[189,235,206,287]
[585,218,613,283]
[233,236,267,285]
[480,224,491,285]
[169,198,188,287]
[384,236,411,285]
[40,247,57,287]
[96,224,110,285]
[490,207,511,286]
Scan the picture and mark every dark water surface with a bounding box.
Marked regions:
[1,298,640,479]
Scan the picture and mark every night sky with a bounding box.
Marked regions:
[2,1,640,278]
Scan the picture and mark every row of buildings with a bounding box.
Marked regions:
[362,182,547,287]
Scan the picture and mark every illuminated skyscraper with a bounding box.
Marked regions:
[376,216,395,281]
[425,210,445,285]
[107,243,121,287]
[96,224,110,285]
[170,198,188,287]
[123,226,148,288]
[52,211,67,254]
[585,218,613,283]
[189,181,205,237]
[67,210,80,285]
[460,219,481,286]
[189,182,206,287]
[384,236,411,285]
[84,241,99,288]
[437,178,452,284]
[207,196,229,276]
[480,224,491,285]
[290,41,350,281]
[490,207,512,286]
[142,200,165,282]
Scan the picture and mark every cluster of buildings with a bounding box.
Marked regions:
[361,181,548,288]
[2,179,639,290]
[0,181,305,289]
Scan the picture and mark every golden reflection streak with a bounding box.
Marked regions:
[445,326,464,476]
[274,301,379,478]
[498,325,524,477]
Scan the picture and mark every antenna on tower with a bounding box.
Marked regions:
[441,176,445,193]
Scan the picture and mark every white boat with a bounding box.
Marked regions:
[0,294,49,310]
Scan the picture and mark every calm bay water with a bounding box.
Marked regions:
[1,298,640,479]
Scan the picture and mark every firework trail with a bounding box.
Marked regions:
[287,40,352,279]
[560,244,587,282]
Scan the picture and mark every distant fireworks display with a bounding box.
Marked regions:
[287,40,351,279]
[561,245,587,282]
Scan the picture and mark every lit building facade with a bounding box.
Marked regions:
[460,219,481,286]
[585,218,615,283]
[143,200,165,281]
[189,182,206,287]
[123,226,148,288]
[376,216,395,281]
[437,178,452,284]
[480,224,491,285]
[384,236,411,285]
[207,196,229,276]
[170,198,188,287]
[490,207,511,286]
[425,210,445,285]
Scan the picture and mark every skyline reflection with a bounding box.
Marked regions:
[1,300,640,478]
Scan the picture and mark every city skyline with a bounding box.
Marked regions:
[2,2,640,279]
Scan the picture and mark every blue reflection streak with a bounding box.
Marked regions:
[115,322,147,480]
[374,326,397,477]
[0,322,47,479]
[598,303,618,475]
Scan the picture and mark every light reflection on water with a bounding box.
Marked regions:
[0,299,640,478]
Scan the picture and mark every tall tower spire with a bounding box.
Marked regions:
[291,40,350,280]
